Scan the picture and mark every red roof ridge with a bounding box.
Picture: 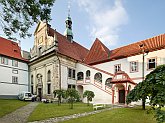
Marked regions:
[0,37,28,62]
[112,33,165,51]
[86,33,165,65]
[84,38,111,64]
[111,71,136,85]
[47,26,89,61]
[56,31,89,51]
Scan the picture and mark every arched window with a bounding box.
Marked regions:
[47,70,51,82]
[94,72,102,83]
[105,78,113,88]
[77,72,84,80]
[31,75,33,84]
[86,70,90,79]
[31,75,34,94]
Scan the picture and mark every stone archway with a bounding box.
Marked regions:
[112,84,125,104]
[36,73,43,101]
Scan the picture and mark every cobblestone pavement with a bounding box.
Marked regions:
[29,106,122,123]
[0,102,39,123]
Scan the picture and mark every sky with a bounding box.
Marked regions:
[1,0,165,51]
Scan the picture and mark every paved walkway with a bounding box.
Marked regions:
[0,102,39,123]
[0,102,124,123]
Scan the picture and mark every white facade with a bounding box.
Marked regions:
[94,49,165,84]
[28,21,165,105]
[0,56,29,98]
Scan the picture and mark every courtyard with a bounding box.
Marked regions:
[0,99,163,123]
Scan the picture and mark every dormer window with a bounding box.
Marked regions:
[14,50,18,52]
[38,36,43,45]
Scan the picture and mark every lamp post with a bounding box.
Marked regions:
[139,44,149,110]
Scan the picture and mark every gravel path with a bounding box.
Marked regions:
[0,102,39,123]
[28,106,121,123]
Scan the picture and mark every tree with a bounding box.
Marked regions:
[66,88,80,109]
[0,0,55,40]
[126,65,165,123]
[53,89,66,106]
[83,90,95,106]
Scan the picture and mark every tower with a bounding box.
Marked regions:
[64,0,73,42]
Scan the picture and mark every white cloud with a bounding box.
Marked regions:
[75,0,128,47]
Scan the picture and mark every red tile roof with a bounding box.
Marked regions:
[47,27,89,62]
[111,71,136,85]
[85,34,165,65]
[84,38,111,64]
[0,37,28,62]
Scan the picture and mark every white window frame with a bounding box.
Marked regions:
[12,76,18,84]
[1,57,8,65]
[130,61,138,72]
[147,57,156,70]
[114,64,121,73]
[12,60,18,67]
[12,69,18,74]
[68,68,75,79]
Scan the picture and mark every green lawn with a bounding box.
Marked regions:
[28,103,93,122]
[61,107,157,123]
[0,99,29,117]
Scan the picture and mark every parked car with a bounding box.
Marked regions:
[18,92,33,101]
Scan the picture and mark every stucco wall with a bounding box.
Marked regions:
[0,57,28,98]
[94,49,165,84]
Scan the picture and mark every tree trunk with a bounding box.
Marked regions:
[142,98,145,110]
[87,100,89,106]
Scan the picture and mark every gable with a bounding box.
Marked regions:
[0,37,28,62]
[34,21,47,35]
[85,34,165,65]
[84,38,110,64]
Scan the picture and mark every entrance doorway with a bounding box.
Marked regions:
[38,88,42,101]
[113,84,125,104]
[119,90,125,103]
[77,85,83,101]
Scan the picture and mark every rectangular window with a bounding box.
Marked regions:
[12,69,18,74]
[47,83,51,94]
[68,84,71,89]
[68,68,72,78]
[1,57,8,65]
[38,47,42,56]
[68,68,76,79]
[31,86,33,94]
[114,64,121,73]
[38,36,43,44]
[148,58,156,69]
[12,60,18,67]
[130,61,138,72]
[68,84,75,89]
[12,76,18,84]
[72,70,75,79]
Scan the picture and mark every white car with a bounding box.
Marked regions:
[18,92,33,101]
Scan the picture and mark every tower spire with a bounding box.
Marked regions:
[64,0,73,42]
[68,0,71,17]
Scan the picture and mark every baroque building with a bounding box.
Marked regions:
[29,13,165,104]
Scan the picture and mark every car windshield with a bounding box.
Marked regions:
[25,93,32,97]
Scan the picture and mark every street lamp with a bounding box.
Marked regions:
[139,44,149,110]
